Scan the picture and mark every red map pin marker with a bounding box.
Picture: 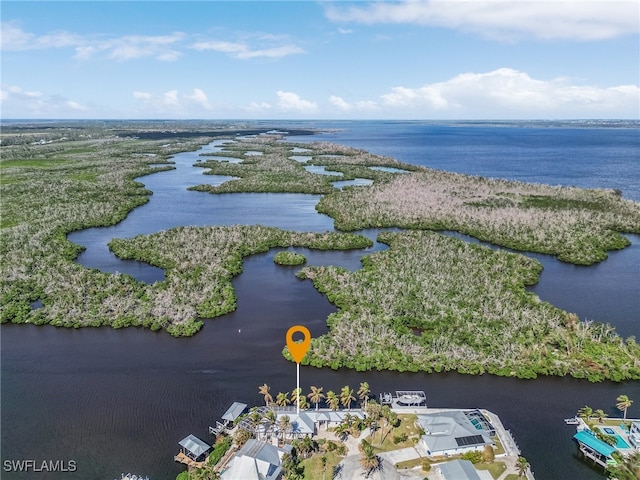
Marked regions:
[286,325,311,363]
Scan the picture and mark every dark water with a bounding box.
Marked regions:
[2,122,639,480]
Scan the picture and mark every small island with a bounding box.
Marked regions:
[274,251,308,266]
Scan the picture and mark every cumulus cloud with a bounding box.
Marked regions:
[132,88,214,115]
[374,68,640,118]
[276,91,318,113]
[324,0,639,40]
[329,95,353,111]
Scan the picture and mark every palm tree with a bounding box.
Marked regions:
[276,391,291,407]
[594,409,608,424]
[359,439,381,478]
[365,401,383,444]
[291,387,309,410]
[357,382,371,409]
[578,405,593,422]
[278,415,291,442]
[617,394,633,420]
[258,383,273,406]
[516,456,530,478]
[340,385,356,411]
[308,386,325,411]
[263,409,277,441]
[326,390,340,411]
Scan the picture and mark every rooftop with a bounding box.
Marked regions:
[178,434,211,458]
[417,410,494,454]
[573,430,616,458]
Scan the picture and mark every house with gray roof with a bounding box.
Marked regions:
[437,459,493,480]
[177,434,211,462]
[221,439,292,480]
[416,410,494,457]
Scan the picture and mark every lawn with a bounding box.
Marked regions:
[366,414,422,452]
[476,461,507,479]
[301,451,343,480]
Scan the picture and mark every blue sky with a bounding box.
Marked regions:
[1,1,639,119]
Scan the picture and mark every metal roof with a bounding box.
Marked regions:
[222,402,248,422]
[417,411,493,454]
[573,430,616,457]
[439,459,483,480]
[178,434,211,457]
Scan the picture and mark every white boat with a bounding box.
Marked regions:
[564,417,580,425]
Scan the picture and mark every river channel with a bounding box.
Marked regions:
[2,130,639,480]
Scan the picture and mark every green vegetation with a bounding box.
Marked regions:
[189,137,404,195]
[295,230,640,381]
[317,168,640,265]
[2,123,639,382]
[274,251,307,266]
[608,450,640,480]
[300,451,342,480]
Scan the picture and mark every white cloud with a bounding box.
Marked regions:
[324,0,639,40]
[131,88,214,116]
[0,84,90,117]
[191,37,304,59]
[276,91,318,113]
[133,91,153,100]
[102,33,184,62]
[329,95,353,111]
[1,21,83,50]
[186,88,211,109]
[373,68,640,118]
[1,23,184,61]
[243,101,273,114]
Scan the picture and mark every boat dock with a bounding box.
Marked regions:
[380,390,427,408]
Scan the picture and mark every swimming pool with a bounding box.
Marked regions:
[599,427,631,448]
[614,435,631,449]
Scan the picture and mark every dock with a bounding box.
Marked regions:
[174,451,206,469]
[380,390,427,408]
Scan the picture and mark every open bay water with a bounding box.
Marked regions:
[1,121,639,480]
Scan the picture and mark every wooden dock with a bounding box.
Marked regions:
[174,452,205,469]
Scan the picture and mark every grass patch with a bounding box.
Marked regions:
[394,458,422,469]
[476,461,507,479]
[367,414,420,452]
[69,172,98,182]
[0,158,71,169]
[300,451,343,480]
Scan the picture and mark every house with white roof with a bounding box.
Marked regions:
[416,410,494,457]
[222,439,292,480]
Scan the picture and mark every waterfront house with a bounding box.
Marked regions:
[177,434,211,464]
[416,410,494,457]
[222,439,292,480]
[437,459,493,480]
[573,430,617,468]
[629,421,640,449]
